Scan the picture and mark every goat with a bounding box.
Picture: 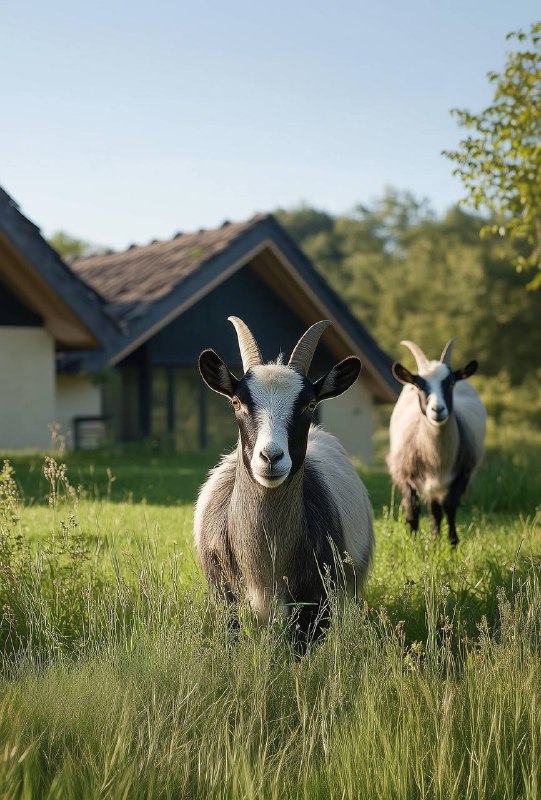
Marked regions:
[387,339,486,546]
[194,317,373,644]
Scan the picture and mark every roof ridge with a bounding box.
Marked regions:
[73,212,271,265]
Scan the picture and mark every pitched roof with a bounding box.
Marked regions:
[69,214,398,401]
[0,187,119,349]
[71,216,269,320]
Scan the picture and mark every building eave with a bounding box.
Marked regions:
[0,187,121,349]
[65,216,398,400]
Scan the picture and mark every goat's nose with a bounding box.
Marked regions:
[260,446,284,467]
[433,404,445,414]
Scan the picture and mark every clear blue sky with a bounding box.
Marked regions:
[2,0,539,249]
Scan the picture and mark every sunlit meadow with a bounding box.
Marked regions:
[1,380,540,799]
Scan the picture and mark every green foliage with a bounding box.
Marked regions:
[47,230,105,260]
[274,203,335,242]
[277,191,541,383]
[444,22,541,288]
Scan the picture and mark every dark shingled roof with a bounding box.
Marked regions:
[72,215,269,315]
[65,213,398,399]
[0,186,120,347]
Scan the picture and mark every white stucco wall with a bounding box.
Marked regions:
[55,374,102,447]
[0,327,56,450]
[319,375,374,464]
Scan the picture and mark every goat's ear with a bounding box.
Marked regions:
[199,349,238,398]
[313,356,361,401]
[454,360,478,381]
[392,362,416,385]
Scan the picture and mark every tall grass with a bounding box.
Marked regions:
[2,566,541,798]
[1,413,540,798]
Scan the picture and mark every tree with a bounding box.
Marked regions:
[351,188,434,254]
[48,231,104,260]
[277,193,541,383]
[274,204,334,243]
[444,22,541,288]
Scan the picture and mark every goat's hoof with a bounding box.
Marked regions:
[406,523,418,535]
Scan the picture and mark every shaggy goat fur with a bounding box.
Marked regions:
[195,426,373,626]
[194,319,373,643]
[387,353,486,545]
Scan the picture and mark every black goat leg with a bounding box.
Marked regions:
[443,472,471,547]
[429,500,443,536]
[403,484,420,533]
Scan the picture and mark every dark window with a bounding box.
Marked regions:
[149,366,237,451]
[173,368,200,450]
[151,367,168,438]
[122,367,140,440]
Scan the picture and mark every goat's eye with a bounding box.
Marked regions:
[306,400,317,413]
[231,397,241,411]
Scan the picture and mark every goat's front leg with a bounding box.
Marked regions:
[429,500,443,536]
[402,484,420,533]
[222,586,240,638]
[291,598,330,657]
[205,551,240,638]
[442,472,470,547]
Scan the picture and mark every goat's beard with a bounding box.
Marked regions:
[251,470,290,489]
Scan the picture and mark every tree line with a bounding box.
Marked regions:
[275,189,540,385]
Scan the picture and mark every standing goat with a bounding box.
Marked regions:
[194,317,373,643]
[387,339,486,546]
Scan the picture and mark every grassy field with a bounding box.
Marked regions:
[1,403,540,798]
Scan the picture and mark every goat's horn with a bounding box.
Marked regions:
[400,340,429,372]
[228,316,262,373]
[440,338,456,367]
[288,320,331,375]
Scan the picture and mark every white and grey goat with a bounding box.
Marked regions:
[387,339,486,546]
[194,317,373,643]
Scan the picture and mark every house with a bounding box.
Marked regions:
[67,214,398,461]
[1,186,398,460]
[0,188,119,449]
